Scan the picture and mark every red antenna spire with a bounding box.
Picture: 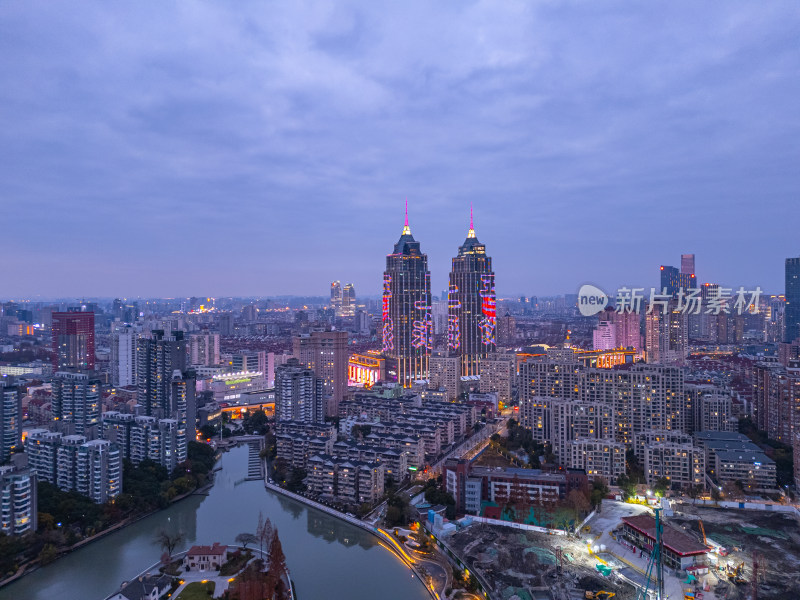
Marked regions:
[405,199,408,227]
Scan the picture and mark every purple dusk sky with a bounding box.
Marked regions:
[1,2,798,299]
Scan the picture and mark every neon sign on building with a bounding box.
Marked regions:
[479,275,496,346]
[381,274,393,352]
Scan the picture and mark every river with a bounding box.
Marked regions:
[0,444,431,600]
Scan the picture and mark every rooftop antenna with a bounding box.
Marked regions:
[402,199,411,235]
[468,203,476,238]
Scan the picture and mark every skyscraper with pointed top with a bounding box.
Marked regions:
[448,206,496,377]
[382,202,432,387]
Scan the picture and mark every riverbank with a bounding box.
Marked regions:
[264,479,439,599]
[0,453,220,591]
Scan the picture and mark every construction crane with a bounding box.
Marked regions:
[698,519,707,546]
[636,507,664,600]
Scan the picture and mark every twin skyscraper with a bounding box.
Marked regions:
[382,204,496,387]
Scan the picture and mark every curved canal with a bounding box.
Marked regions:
[0,445,431,600]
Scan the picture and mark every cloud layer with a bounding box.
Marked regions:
[1,1,798,298]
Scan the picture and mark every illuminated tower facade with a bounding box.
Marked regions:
[448,207,496,377]
[382,203,432,387]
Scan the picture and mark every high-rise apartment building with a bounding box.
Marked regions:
[786,257,800,343]
[294,330,348,416]
[52,371,101,438]
[75,440,122,503]
[275,358,325,423]
[478,353,515,406]
[382,205,432,386]
[0,466,37,536]
[447,209,496,376]
[51,310,95,370]
[429,351,461,401]
[645,301,688,365]
[188,331,220,367]
[27,431,121,503]
[111,324,137,387]
[0,379,22,463]
[26,429,62,483]
[519,350,686,448]
[496,312,517,347]
[593,319,616,351]
[137,330,187,417]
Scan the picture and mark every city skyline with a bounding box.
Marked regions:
[1,3,798,297]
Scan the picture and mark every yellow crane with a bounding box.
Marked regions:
[699,519,707,546]
[585,592,615,600]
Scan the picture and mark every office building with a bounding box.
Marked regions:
[447,208,496,376]
[52,371,101,437]
[294,331,348,416]
[275,358,325,423]
[660,265,695,296]
[0,379,22,463]
[444,459,588,516]
[786,257,800,343]
[231,350,266,375]
[715,450,776,490]
[681,254,695,276]
[330,281,342,314]
[51,310,95,371]
[382,204,432,386]
[0,466,37,536]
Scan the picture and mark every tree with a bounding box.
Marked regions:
[236,533,259,550]
[256,512,273,559]
[616,474,636,501]
[590,478,609,509]
[154,529,185,560]
[688,484,703,501]
[654,477,670,497]
[38,544,58,565]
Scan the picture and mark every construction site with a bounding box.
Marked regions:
[668,502,800,600]
[446,519,638,600]
[443,498,800,600]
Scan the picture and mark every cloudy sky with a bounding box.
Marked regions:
[1,2,798,299]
